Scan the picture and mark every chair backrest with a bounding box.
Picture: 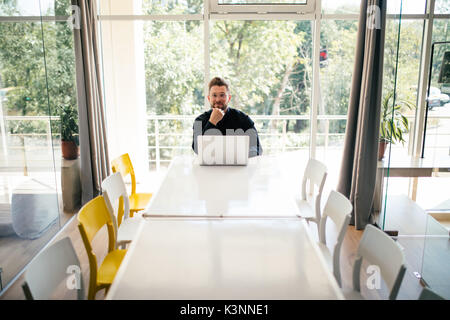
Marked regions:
[301,158,328,222]
[22,237,84,300]
[418,287,445,300]
[318,190,352,287]
[111,153,136,195]
[352,224,406,300]
[102,173,131,242]
[77,196,116,282]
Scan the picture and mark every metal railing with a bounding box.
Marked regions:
[146,113,450,170]
[0,116,61,173]
[1,114,448,172]
[146,114,348,170]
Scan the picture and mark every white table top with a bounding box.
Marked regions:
[106,218,344,300]
[144,155,302,217]
[378,154,450,176]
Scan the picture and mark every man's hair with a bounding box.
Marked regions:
[208,77,229,93]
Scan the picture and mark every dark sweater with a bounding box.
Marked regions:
[192,107,263,157]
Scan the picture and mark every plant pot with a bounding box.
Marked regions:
[61,140,79,160]
[378,140,388,161]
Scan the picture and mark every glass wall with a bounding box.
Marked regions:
[380,0,450,299]
[0,0,79,294]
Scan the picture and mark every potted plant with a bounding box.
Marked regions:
[378,90,414,160]
[59,104,79,160]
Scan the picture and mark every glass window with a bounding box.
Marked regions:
[144,21,204,116]
[0,17,77,293]
[421,21,450,160]
[0,0,72,16]
[381,19,424,159]
[316,19,357,184]
[98,0,203,15]
[143,0,203,15]
[321,0,361,14]
[387,0,426,15]
[210,20,312,116]
[219,0,307,3]
[210,0,315,13]
[319,20,358,116]
[435,0,450,14]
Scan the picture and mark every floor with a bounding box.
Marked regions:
[0,173,76,292]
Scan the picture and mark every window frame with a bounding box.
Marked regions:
[210,0,315,14]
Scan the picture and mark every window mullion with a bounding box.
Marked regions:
[310,0,321,160]
[414,0,436,157]
[204,0,210,110]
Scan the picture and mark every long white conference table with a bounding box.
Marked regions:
[106,153,344,300]
[106,218,344,300]
[143,154,303,217]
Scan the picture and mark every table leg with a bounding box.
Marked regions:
[409,177,419,201]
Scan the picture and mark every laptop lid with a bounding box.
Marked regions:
[197,135,249,166]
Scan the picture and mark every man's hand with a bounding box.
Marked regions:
[209,108,225,126]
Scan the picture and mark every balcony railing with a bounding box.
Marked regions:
[147,114,346,171]
[0,116,61,173]
[1,114,448,173]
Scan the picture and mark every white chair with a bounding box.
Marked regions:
[343,224,406,300]
[317,190,352,287]
[22,237,84,300]
[101,172,144,249]
[295,158,327,232]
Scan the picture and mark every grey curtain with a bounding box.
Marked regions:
[72,0,110,204]
[337,0,387,230]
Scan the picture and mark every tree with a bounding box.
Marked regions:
[0,1,78,139]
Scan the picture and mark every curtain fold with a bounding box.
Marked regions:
[337,0,387,230]
[72,0,110,204]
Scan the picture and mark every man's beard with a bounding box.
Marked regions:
[212,102,227,111]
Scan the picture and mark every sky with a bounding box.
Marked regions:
[14,0,56,15]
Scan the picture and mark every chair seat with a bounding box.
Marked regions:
[295,198,316,222]
[342,288,365,300]
[129,193,152,212]
[317,242,333,272]
[97,249,127,285]
[117,215,145,243]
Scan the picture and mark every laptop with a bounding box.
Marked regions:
[197,135,249,166]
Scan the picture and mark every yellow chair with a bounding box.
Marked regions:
[111,153,152,217]
[77,195,127,300]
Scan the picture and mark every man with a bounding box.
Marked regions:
[192,77,263,157]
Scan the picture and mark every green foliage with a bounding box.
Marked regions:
[59,104,78,142]
[212,20,305,114]
[380,90,414,144]
[320,20,358,117]
[0,5,77,138]
[383,20,423,104]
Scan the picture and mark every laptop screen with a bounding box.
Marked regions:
[197,135,249,165]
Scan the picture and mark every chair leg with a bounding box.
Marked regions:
[130,208,145,218]
[88,286,96,300]
[105,284,111,295]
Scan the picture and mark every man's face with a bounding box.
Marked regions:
[208,85,231,111]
